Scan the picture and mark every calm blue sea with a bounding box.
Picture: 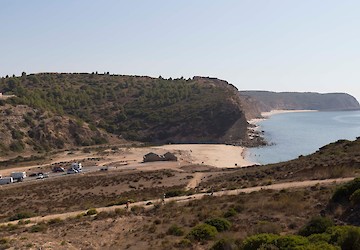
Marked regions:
[246,110,360,165]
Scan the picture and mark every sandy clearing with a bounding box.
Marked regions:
[154,144,254,168]
[1,143,253,178]
[4,177,353,226]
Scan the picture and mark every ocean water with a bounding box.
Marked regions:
[246,110,360,165]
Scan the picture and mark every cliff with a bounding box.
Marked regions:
[240,91,360,112]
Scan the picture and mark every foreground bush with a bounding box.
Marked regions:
[299,217,334,236]
[205,218,231,232]
[241,234,334,250]
[186,223,218,241]
[332,178,360,203]
[211,238,237,250]
[167,224,185,236]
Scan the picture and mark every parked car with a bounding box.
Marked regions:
[10,172,26,182]
[52,166,65,172]
[36,173,49,179]
[67,168,79,174]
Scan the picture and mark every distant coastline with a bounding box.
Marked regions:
[248,109,318,125]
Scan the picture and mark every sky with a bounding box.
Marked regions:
[1,0,360,101]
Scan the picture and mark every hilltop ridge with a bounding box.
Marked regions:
[240,90,360,114]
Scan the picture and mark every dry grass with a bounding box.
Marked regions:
[0,184,337,249]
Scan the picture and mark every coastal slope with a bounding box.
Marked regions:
[240,91,360,112]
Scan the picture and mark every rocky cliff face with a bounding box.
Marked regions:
[240,91,360,112]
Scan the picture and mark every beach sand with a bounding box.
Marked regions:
[154,144,255,168]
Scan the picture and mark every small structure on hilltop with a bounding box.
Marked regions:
[143,152,178,163]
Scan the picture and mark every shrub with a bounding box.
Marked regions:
[223,208,237,218]
[326,226,360,250]
[332,178,360,203]
[273,235,309,249]
[350,189,360,205]
[176,239,192,248]
[186,224,218,241]
[253,221,282,234]
[242,234,279,250]
[211,238,237,250]
[86,208,98,216]
[47,218,63,225]
[0,238,9,245]
[165,189,185,198]
[130,205,145,214]
[115,208,127,216]
[9,212,34,221]
[167,224,185,236]
[29,223,47,233]
[242,234,309,250]
[9,140,25,152]
[205,218,231,232]
[299,217,334,236]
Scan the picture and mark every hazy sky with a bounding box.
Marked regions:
[1,1,360,101]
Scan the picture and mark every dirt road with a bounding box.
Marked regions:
[3,177,353,226]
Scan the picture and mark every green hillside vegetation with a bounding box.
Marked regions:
[0,73,247,145]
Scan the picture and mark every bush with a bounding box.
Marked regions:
[9,140,25,152]
[165,189,186,198]
[274,235,309,249]
[176,239,192,248]
[223,208,237,218]
[29,223,47,233]
[86,208,98,216]
[350,189,360,205]
[167,224,185,236]
[130,205,145,214]
[115,208,127,216]
[211,238,237,250]
[332,178,360,203]
[299,217,334,236]
[326,226,360,250]
[9,212,34,221]
[242,234,279,250]
[253,221,282,234]
[205,218,231,232]
[186,224,218,241]
[47,218,63,225]
[242,234,309,250]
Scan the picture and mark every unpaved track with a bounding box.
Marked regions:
[2,177,354,226]
[185,172,204,190]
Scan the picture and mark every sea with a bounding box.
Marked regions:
[246,110,360,165]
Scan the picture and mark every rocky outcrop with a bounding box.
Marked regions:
[240,91,360,112]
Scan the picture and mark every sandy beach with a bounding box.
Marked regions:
[154,144,255,168]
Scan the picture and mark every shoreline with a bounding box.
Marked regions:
[248,109,318,125]
[246,109,318,164]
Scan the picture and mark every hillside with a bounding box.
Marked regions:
[0,103,122,158]
[0,73,250,155]
[240,91,360,113]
